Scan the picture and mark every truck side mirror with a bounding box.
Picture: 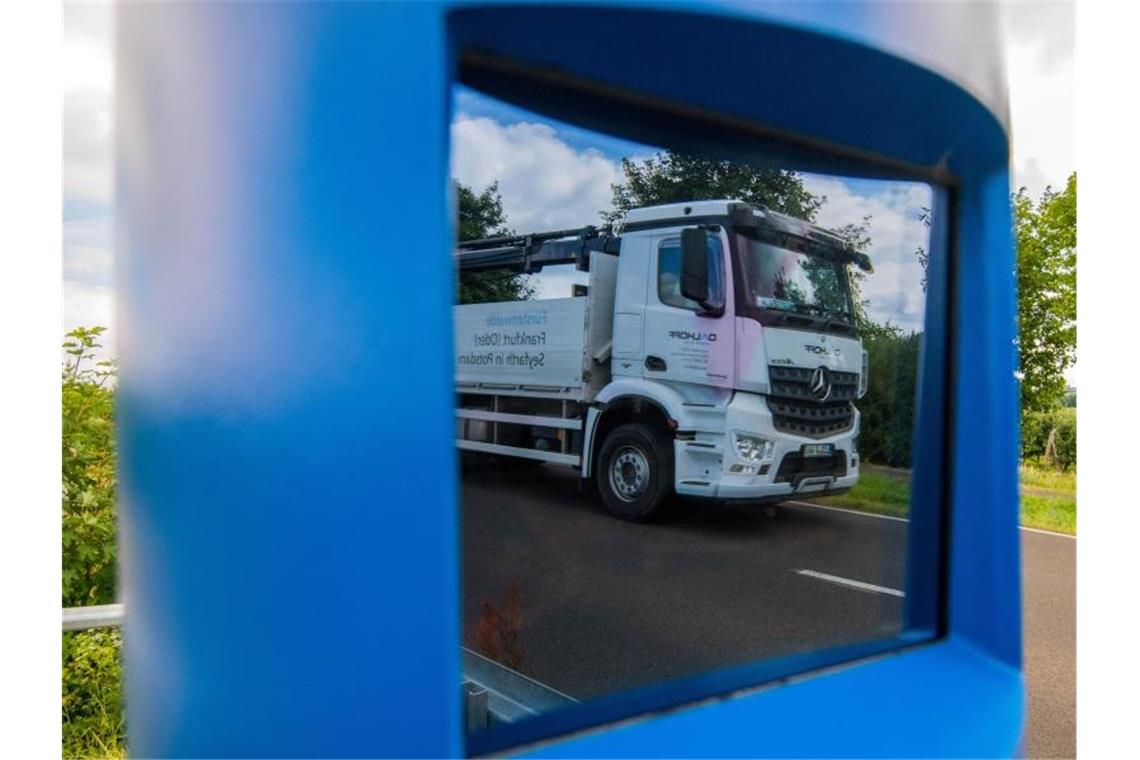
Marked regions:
[680,227,711,305]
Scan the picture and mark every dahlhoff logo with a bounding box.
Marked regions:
[804,343,840,356]
[669,330,717,342]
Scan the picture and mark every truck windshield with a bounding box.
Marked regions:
[734,228,855,324]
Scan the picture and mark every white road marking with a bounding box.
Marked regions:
[1016,525,1078,539]
[796,569,905,598]
[784,500,909,523]
[784,500,1077,540]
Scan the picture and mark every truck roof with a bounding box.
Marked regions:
[622,199,871,272]
[623,199,850,250]
[622,199,745,225]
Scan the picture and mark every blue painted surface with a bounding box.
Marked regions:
[450,2,1007,179]
[948,167,1024,670]
[116,2,459,757]
[116,1,1022,757]
[902,183,951,637]
[527,638,1024,758]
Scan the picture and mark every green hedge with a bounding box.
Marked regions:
[1021,407,1077,470]
[856,326,920,468]
[853,323,1077,474]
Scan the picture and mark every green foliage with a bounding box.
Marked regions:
[62,327,118,608]
[1015,174,1077,413]
[857,324,921,468]
[913,206,932,293]
[62,327,125,757]
[457,181,534,304]
[830,215,874,329]
[816,466,1076,535]
[1021,407,1077,470]
[63,630,126,759]
[605,151,823,223]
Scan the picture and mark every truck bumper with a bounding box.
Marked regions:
[674,391,860,502]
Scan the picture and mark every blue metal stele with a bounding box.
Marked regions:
[116,1,1022,756]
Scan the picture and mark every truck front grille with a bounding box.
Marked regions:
[767,365,857,439]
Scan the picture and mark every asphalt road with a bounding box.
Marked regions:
[462,461,1075,757]
[1022,528,1076,759]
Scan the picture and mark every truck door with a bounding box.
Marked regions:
[641,231,734,389]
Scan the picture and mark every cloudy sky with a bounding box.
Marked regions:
[64,2,1075,375]
[63,2,113,355]
[451,92,932,329]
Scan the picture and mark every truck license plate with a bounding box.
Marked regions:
[801,443,834,458]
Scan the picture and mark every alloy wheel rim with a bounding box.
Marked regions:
[609,445,650,502]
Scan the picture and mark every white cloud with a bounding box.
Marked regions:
[60,4,1072,371]
[1002,1,1075,197]
[803,174,931,332]
[64,215,113,285]
[63,280,114,364]
[449,115,932,330]
[64,1,114,205]
[450,115,622,231]
[63,2,115,362]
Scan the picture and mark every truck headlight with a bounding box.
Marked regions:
[733,432,775,463]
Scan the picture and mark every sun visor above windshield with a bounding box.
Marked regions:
[731,203,873,272]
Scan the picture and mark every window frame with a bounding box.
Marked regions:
[654,233,726,312]
[458,92,955,760]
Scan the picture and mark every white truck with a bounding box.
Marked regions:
[454,200,871,521]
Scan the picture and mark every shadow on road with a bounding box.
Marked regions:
[460,459,908,700]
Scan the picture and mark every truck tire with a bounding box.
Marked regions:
[596,422,673,522]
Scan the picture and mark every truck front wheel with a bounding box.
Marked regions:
[596,423,673,522]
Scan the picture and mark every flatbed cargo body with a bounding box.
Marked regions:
[453,252,616,402]
[454,298,588,396]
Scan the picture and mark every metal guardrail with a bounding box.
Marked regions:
[461,647,577,728]
[62,603,575,728]
[62,603,124,631]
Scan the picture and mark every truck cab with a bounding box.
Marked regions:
[591,199,868,510]
[455,199,871,520]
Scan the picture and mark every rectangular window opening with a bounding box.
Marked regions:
[450,68,950,756]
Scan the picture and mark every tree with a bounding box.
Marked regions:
[914,206,932,293]
[605,152,824,224]
[831,215,874,329]
[62,326,117,608]
[456,181,534,304]
[1015,174,1076,413]
[61,326,126,756]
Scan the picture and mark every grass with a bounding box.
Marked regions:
[813,469,910,519]
[1019,464,1076,494]
[808,464,1076,535]
[1020,492,1077,534]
